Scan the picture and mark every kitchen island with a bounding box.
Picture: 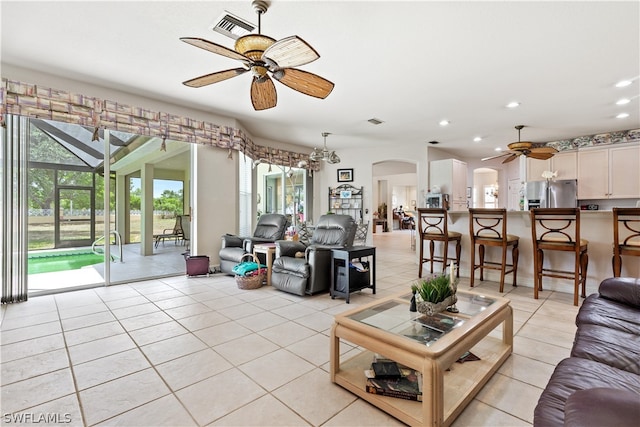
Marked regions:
[423,210,639,297]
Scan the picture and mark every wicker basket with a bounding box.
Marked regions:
[235,253,265,290]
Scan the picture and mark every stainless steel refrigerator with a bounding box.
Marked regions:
[525,179,578,208]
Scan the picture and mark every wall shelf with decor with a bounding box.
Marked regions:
[329,184,364,223]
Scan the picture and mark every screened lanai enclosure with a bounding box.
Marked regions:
[2,115,191,299]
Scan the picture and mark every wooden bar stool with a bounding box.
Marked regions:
[530,208,588,306]
[612,207,640,277]
[468,208,519,292]
[417,208,461,278]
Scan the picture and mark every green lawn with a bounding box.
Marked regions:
[27,216,178,250]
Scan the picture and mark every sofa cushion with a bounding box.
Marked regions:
[564,387,640,427]
[598,277,640,307]
[219,246,246,263]
[311,215,356,247]
[571,323,640,375]
[253,213,288,240]
[272,257,309,279]
[533,357,640,427]
[576,293,640,335]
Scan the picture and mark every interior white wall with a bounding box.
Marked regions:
[192,144,236,266]
[312,143,428,228]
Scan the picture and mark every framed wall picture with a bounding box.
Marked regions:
[337,168,354,183]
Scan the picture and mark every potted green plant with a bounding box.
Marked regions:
[411,266,458,316]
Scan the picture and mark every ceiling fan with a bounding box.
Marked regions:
[482,125,558,163]
[180,0,334,111]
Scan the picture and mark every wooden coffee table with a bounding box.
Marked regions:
[330,291,513,427]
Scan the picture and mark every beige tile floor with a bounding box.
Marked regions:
[1,230,581,426]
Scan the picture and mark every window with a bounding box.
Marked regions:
[255,163,310,226]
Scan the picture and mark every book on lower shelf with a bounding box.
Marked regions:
[365,355,422,401]
[365,374,422,401]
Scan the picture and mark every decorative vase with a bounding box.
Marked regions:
[416,294,458,316]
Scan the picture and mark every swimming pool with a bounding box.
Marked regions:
[28,249,104,275]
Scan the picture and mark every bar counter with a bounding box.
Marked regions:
[420,210,640,296]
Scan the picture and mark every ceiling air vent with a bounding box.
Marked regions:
[211,12,255,40]
[367,118,384,125]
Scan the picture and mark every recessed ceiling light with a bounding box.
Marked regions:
[439,120,450,126]
[616,112,630,119]
[495,147,503,152]
[616,98,631,105]
[473,137,482,142]
[506,101,520,108]
[615,80,632,88]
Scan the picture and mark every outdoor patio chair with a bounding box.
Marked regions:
[180,215,191,249]
[154,215,184,248]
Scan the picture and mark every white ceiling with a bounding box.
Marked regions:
[2,1,639,161]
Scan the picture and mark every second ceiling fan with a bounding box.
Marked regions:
[482,125,558,163]
[180,0,334,110]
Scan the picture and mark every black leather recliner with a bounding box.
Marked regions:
[271,214,356,296]
[219,213,288,275]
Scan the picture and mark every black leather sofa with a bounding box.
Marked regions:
[533,277,640,427]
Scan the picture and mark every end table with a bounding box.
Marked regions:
[330,246,376,303]
[253,243,276,286]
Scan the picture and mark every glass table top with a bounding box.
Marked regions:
[346,292,495,346]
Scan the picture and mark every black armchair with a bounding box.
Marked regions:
[219,213,288,275]
[271,214,356,296]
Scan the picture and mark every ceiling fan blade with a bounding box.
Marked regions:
[502,153,519,163]
[183,68,248,88]
[180,37,250,63]
[263,36,319,69]
[527,152,555,160]
[251,76,277,110]
[531,146,559,154]
[272,68,334,99]
[482,152,511,161]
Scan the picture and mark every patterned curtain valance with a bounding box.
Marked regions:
[0,78,319,171]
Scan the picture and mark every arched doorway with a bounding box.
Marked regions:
[472,167,499,208]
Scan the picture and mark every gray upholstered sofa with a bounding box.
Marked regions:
[533,277,640,426]
[271,214,356,296]
[219,213,288,275]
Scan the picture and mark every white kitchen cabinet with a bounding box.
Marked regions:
[552,152,577,179]
[609,145,640,198]
[430,159,468,210]
[527,151,576,181]
[578,145,640,199]
[526,157,550,181]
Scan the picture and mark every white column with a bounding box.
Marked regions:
[140,163,154,256]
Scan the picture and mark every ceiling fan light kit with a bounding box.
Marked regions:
[181,0,334,111]
[481,125,558,163]
[309,132,340,164]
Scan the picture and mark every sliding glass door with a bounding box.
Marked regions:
[2,114,193,300]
